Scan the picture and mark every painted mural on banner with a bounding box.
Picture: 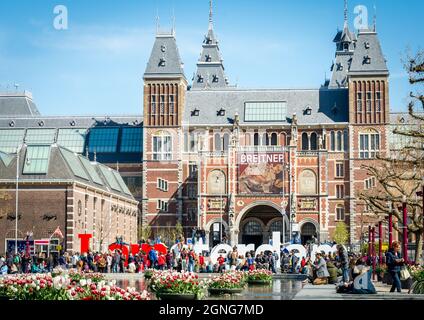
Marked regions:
[238,153,286,194]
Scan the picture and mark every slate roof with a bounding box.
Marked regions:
[144,33,185,79]
[0,92,40,117]
[183,88,349,126]
[0,144,136,201]
[349,29,389,76]
[329,52,353,89]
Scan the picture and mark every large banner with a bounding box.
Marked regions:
[238,153,285,194]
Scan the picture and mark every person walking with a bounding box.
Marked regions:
[385,241,404,293]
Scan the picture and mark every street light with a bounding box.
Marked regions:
[15,144,26,255]
[387,200,393,246]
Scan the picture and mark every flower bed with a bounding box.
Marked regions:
[246,269,273,284]
[409,265,424,294]
[144,269,154,279]
[207,271,246,295]
[0,274,150,300]
[150,270,205,300]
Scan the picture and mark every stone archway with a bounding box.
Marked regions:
[205,219,229,247]
[299,219,319,244]
[236,202,289,247]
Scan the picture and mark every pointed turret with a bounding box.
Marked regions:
[144,31,185,80]
[192,0,229,89]
[328,0,356,88]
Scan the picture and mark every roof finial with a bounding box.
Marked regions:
[156,8,160,34]
[344,0,348,27]
[172,7,176,36]
[373,5,377,32]
[209,0,213,30]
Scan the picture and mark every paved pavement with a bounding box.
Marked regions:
[294,282,424,300]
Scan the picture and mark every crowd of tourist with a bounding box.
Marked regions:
[0,239,414,295]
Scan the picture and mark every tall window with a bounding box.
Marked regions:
[375,91,382,112]
[214,133,222,151]
[336,205,345,221]
[330,131,336,151]
[254,133,260,146]
[151,95,157,114]
[271,133,278,146]
[336,185,344,199]
[153,132,172,160]
[169,95,175,114]
[357,92,363,112]
[310,132,318,151]
[223,133,230,151]
[343,130,349,152]
[335,162,344,178]
[157,178,169,192]
[302,133,309,151]
[160,95,165,113]
[359,132,380,159]
[366,91,372,113]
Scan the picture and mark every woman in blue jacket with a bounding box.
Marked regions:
[385,241,404,293]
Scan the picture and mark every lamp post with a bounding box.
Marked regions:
[371,227,376,280]
[15,144,25,255]
[402,195,408,263]
[378,221,383,265]
[387,201,393,247]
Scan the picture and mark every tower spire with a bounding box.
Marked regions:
[156,9,160,34]
[373,5,377,32]
[209,0,213,30]
[344,0,348,27]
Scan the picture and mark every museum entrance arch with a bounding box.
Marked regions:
[238,203,289,248]
[300,222,317,244]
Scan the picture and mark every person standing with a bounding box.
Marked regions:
[385,241,404,293]
[336,245,350,284]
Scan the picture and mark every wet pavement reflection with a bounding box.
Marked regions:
[116,278,303,300]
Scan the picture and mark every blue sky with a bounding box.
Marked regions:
[0,0,422,115]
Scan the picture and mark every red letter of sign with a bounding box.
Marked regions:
[78,234,92,254]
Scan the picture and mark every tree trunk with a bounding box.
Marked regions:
[414,232,423,264]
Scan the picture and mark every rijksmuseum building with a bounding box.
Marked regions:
[0,2,413,251]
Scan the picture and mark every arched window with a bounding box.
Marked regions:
[337,131,342,151]
[214,133,221,151]
[299,169,317,195]
[183,132,189,152]
[271,133,278,146]
[270,220,284,233]
[280,133,286,147]
[336,205,345,221]
[78,200,82,216]
[223,133,230,151]
[310,132,318,150]
[330,131,335,151]
[207,170,226,195]
[254,133,260,146]
[302,133,309,151]
[265,134,270,146]
[301,222,317,237]
[262,133,267,146]
[244,221,262,235]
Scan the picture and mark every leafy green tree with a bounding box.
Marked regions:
[333,222,349,245]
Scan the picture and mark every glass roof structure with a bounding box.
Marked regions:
[23,145,51,174]
[112,170,132,195]
[244,102,287,122]
[25,129,56,144]
[57,128,87,153]
[120,127,142,153]
[79,156,104,186]
[59,148,90,181]
[0,129,25,153]
[88,128,119,153]
[98,165,122,192]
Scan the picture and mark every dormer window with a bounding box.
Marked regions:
[9,121,15,127]
[364,41,370,49]
[70,120,76,127]
[337,63,343,71]
[363,55,371,65]
[217,108,226,116]
[400,118,405,124]
[161,45,166,53]
[205,54,212,62]
[304,107,312,116]
[39,121,45,127]
[159,58,166,67]
[192,109,200,117]
[343,43,349,51]
[197,75,204,83]
[204,36,212,44]
[212,74,219,83]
